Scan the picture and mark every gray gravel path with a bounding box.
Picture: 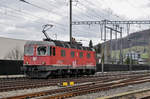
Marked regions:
[70,82,150,99]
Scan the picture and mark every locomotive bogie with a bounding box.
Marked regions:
[23,65,96,78]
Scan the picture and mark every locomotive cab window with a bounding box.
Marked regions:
[37,46,47,56]
[24,45,34,56]
[50,46,52,56]
[87,53,91,58]
[53,47,56,56]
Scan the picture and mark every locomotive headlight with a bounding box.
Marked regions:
[26,61,29,64]
[42,61,46,65]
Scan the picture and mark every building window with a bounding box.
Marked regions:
[71,51,75,57]
[79,52,83,58]
[87,53,91,58]
[138,54,140,58]
[53,47,55,56]
[61,50,66,57]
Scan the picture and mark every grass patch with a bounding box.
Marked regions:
[111,46,149,59]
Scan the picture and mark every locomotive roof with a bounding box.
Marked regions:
[25,40,94,51]
[25,41,55,46]
[53,40,93,51]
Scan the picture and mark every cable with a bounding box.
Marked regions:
[81,0,108,19]
[0,2,68,31]
[0,2,70,41]
[18,0,70,30]
[73,3,101,20]
[19,0,67,18]
[73,27,101,38]
[84,0,124,20]
[0,11,68,36]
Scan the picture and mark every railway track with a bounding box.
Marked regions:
[98,88,150,99]
[0,75,125,92]
[3,72,150,99]
[0,71,149,92]
[40,76,150,99]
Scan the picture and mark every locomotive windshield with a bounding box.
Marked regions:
[24,45,34,56]
[37,46,47,56]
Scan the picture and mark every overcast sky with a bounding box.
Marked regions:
[0,0,150,46]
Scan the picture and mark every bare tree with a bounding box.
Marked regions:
[4,47,23,60]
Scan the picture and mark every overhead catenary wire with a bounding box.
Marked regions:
[18,0,99,32]
[72,0,109,41]
[43,0,91,21]
[0,9,67,32]
[73,3,101,20]
[19,0,64,17]
[0,11,68,38]
[72,0,125,41]
[0,1,68,31]
[1,0,140,45]
[0,1,76,43]
[78,1,105,20]
[19,0,88,24]
[84,0,124,20]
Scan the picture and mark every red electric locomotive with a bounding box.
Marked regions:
[22,24,96,78]
[23,40,96,78]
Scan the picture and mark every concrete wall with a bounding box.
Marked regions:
[0,37,26,59]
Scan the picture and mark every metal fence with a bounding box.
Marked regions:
[0,60,150,75]
[96,64,150,72]
[0,60,23,75]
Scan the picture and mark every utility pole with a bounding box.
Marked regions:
[102,21,106,74]
[69,0,72,44]
[110,28,112,63]
[127,24,132,71]
[120,27,123,64]
[101,44,104,74]
[115,25,118,63]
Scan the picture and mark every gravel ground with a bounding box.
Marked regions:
[0,71,150,99]
[0,86,59,98]
[70,82,150,99]
[0,82,92,98]
[1,82,150,99]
